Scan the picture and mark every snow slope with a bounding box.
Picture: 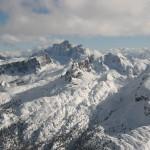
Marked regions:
[0,41,150,150]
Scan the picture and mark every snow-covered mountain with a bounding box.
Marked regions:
[0,41,150,150]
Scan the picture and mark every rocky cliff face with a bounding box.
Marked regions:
[0,54,51,76]
[0,58,40,75]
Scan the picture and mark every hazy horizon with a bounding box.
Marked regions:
[1,0,150,51]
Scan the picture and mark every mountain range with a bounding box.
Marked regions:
[0,41,150,150]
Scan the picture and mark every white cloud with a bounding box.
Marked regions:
[0,0,150,39]
[36,36,63,49]
[0,34,20,45]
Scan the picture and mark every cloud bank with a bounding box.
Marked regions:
[0,0,150,42]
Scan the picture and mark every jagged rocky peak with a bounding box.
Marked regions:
[62,56,94,82]
[45,40,87,64]
[78,55,94,71]
[53,40,72,50]
[63,62,82,82]
[49,40,72,55]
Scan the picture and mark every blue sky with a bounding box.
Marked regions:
[0,35,150,51]
[0,11,9,26]
[0,0,150,51]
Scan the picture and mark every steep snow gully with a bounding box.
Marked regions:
[0,41,150,150]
